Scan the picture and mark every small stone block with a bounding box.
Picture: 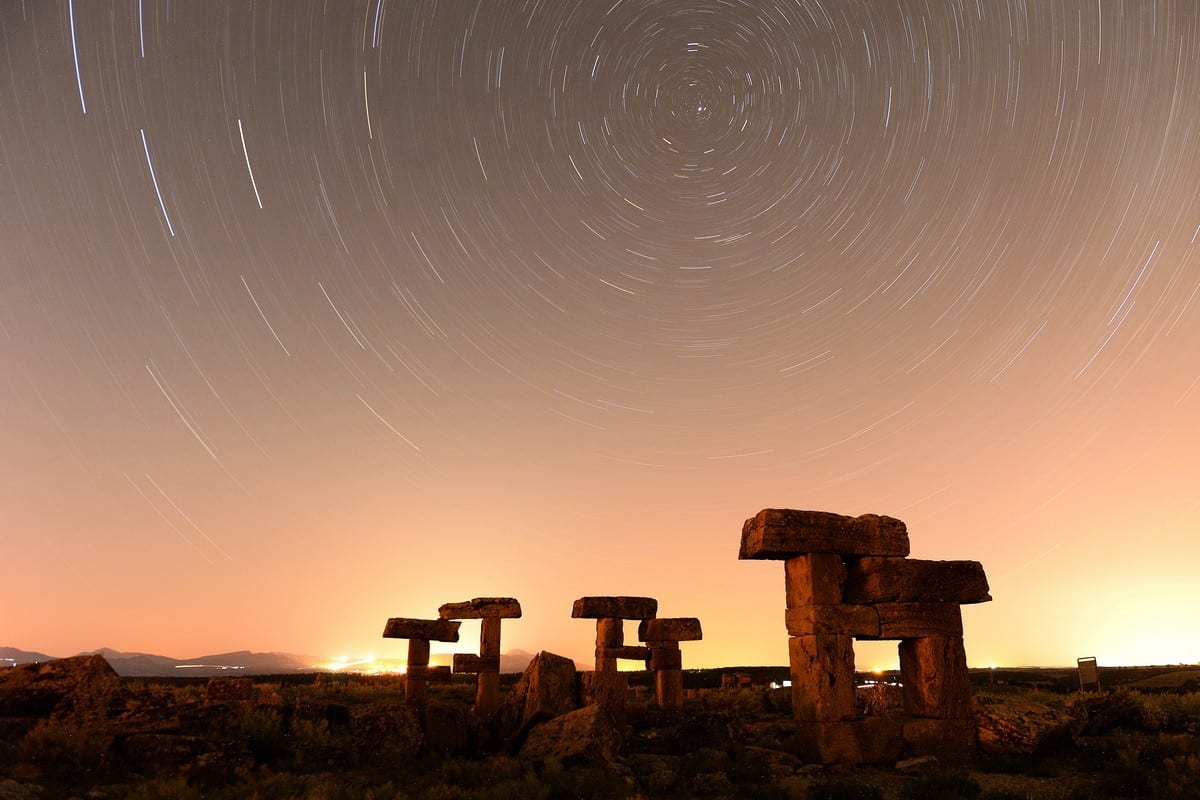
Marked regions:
[868,603,963,639]
[407,665,452,682]
[439,597,523,619]
[788,635,857,721]
[648,645,683,671]
[453,653,500,674]
[795,718,904,765]
[572,596,658,619]
[739,509,910,560]
[597,646,650,662]
[383,617,461,642]
[844,559,991,604]
[785,605,880,637]
[785,554,848,606]
[638,617,703,642]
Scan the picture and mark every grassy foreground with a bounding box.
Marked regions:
[2,665,1199,799]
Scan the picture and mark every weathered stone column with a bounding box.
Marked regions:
[382,617,460,706]
[638,617,702,711]
[439,597,522,716]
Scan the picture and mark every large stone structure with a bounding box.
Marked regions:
[382,617,459,706]
[740,508,990,764]
[439,597,522,716]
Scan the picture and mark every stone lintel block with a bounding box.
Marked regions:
[795,718,904,765]
[844,558,991,604]
[439,597,523,619]
[453,653,501,674]
[739,509,910,560]
[785,604,880,637]
[788,635,857,722]
[572,596,658,619]
[903,717,977,759]
[638,617,702,642]
[785,554,848,606]
[861,603,963,640]
[406,665,452,682]
[596,645,649,662]
[383,617,461,642]
[899,636,973,719]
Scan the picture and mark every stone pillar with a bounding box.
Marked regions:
[440,597,522,717]
[638,617,702,711]
[382,617,461,707]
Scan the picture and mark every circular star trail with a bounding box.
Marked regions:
[2,1,1199,668]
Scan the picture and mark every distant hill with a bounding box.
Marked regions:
[2,647,546,677]
[0,647,317,677]
[0,647,56,667]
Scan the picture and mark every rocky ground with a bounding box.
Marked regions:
[1,655,1198,799]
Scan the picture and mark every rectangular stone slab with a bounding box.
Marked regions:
[453,653,501,674]
[638,617,703,642]
[844,558,991,604]
[439,597,523,619]
[739,509,910,559]
[572,596,658,619]
[648,644,683,671]
[382,617,461,642]
[861,603,963,639]
[785,605,880,637]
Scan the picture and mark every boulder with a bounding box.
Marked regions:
[518,704,622,767]
[497,651,578,746]
[973,695,1075,756]
[0,655,118,717]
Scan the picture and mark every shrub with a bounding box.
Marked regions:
[898,772,980,800]
[19,719,113,774]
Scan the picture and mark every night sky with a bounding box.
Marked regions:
[4,1,1199,670]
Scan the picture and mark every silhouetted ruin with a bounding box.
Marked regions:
[739,508,991,764]
[439,597,522,716]
[381,617,459,706]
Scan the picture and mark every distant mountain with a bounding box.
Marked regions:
[77,648,317,677]
[0,647,56,666]
[499,649,537,674]
[4,646,545,677]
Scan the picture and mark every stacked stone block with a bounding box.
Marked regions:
[739,508,990,764]
[381,617,460,706]
[638,617,703,711]
[440,597,522,716]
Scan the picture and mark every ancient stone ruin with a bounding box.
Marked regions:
[381,617,459,706]
[571,596,703,713]
[739,508,991,764]
[439,597,522,716]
